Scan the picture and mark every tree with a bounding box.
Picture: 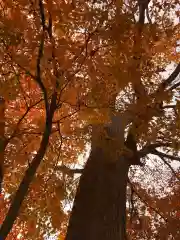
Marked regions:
[0,0,179,239]
[0,97,5,194]
[0,194,29,239]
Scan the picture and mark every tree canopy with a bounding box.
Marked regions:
[0,0,179,239]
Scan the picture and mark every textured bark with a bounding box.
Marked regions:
[0,97,5,194]
[66,146,130,240]
[66,112,133,240]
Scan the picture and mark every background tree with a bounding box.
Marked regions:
[0,0,179,239]
[0,195,29,239]
[0,97,5,194]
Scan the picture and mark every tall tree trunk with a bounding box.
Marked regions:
[0,97,5,195]
[66,136,131,240]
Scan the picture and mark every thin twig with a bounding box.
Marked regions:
[158,155,180,181]
[128,179,167,223]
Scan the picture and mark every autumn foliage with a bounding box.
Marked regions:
[0,0,179,239]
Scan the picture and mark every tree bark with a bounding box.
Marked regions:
[0,92,57,239]
[0,97,5,194]
[66,144,130,240]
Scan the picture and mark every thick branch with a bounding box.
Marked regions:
[160,63,180,90]
[35,0,49,114]
[168,80,180,91]
[39,0,46,31]
[162,104,176,109]
[138,0,150,25]
[36,35,49,112]
[56,165,83,175]
[0,93,57,239]
[152,149,180,162]
[138,142,171,158]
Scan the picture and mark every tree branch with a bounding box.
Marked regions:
[138,142,171,158]
[156,154,180,181]
[56,165,83,175]
[36,35,49,112]
[160,63,180,90]
[35,0,49,114]
[39,0,46,31]
[0,1,57,237]
[168,80,180,91]
[162,104,176,109]
[0,93,57,239]
[152,149,180,162]
[4,99,44,149]
[138,0,150,25]
[128,179,167,223]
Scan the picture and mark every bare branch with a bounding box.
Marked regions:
[152,149,180,162]
[4,99,44,148]
[146,5,152,23]
[156,154,180,181]
[36,36,49,109]
[35,0,49,114]
[161,63,180,89]
[168,80,180,91]
[128,179,167,223]
[138,142,171,158]
[39,0,46,31]
[56,165,83,175]
[162,104,176,109]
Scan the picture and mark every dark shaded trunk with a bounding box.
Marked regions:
[0,97,5,194]
[0,92,57,239]
[65,146,130,240]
